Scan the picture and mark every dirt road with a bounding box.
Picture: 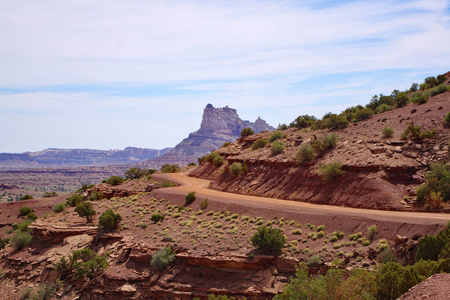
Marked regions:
[154,172,449,227]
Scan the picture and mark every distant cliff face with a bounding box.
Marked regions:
[145,104,275,167]
[0,147,173,170]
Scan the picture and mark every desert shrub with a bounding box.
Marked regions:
[11,230,33,250]
[252,138,268,150]
[78,183,95,192]
[375,104,393,114]
[89,191,104,201]
[151,213,165,223]
[275,265,377,300]
[416,184,431,203]
[445,112,450,125]
[318,162,345,184]
[296,144,316,164]
[353,108,374,121]
[319,114,349,130]
[43,191,58,198]
[0,238,10,249]
[411,92,429,104]
[394,92,409,108]
[222,141,231,147]
[205,152,220,163]
[55,249,108,281]
[242,161,249,174]
[185,192,196,205]
[367,225,377,241]
[151,247,175,269]
[410,82,419,92]
[25,212,38,222]
[106,175,124,186]
[322,133,338,149]
[66,194,84,207]
[402,124,437,141]
[21,194,33,200]
[13,221,31,233]
[277,123,289,130]
[415,228,449,261]
[430,84,449,96]
[425,76,438,88]
[250,225,286,254]
[240,128,254,137]
[310,133,337,158]
[19,207,33,216]
[212,155,225,167]
[98,209,122,230]
[125,167,156,180]
[307,255,322,267]
[382,127,394,138]
[160,181,176,188]
[437,74,447,84]
[160,164,180,173]
[269,131,283,142]
[229,163,243,176]
[375,262,421,300]
[290,115,317,129]
[426,191,444,210]
[420,83,427,90]
[419,163,450,202]
[271,140,285,155]
[75,201,96,223]
[199,198,209,210]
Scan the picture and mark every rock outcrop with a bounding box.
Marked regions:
[144,104,275,167]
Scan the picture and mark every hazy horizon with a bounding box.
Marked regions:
[1,0,450,153]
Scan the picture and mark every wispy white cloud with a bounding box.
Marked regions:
[0,0,449,152]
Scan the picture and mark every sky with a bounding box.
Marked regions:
[1,0,450,153]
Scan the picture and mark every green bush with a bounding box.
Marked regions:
[445,112,450,126]
[318,162,345,184]
[205,152,220,163]
[277,123,289,130]
[222,141,231,147]
[185,192,196,205]
[275,265,377,300]
[13,221,31,233]
[318,114,349,130]
[269,131,283,142]
[106,175,124,186]
[125,167,155,180]
[0,238,10,249]
[151,247,175,269]
[98,209,122,230]
[199,198,209,210]
[250,225,286,254]
[382,127,394,138]
[420,83,427,90]
[66,194,84,207]
[410,82,419,92]
[402,124,437,141]
[11,230,33,250]
[296,144,316,164]
[19,207,33,216]
[25,212,38,222]
[411,92,429,104]
[290,115,317,129]
[160,181,176,188]
[271,140,285,155]
[415,227,449,261]
[43,191,58,198]
[430,84,449,96]
[416,184,431,203]
[367,225,377,241]
[375,104,393,114]
[229,163,243,176]
[240,128,254,138]
[418,163,450,202]
[251,138,268,150]
[212,155,225,167]
[353,108,374,121]
[160,163,180,173]
[307,255,322,267]
[89,191,104,201]
[151,213,165,223]
[394,92,409,108]
[75,201,96,223]
[53,202,66,213]
[21,195,33,200]
[55,248,108,281]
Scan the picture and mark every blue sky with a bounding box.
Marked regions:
[1,0,449,153]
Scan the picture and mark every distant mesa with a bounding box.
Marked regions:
[143,104,275,167]
[0,147,173,170]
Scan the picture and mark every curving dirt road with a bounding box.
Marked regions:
[154,172,449,226]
